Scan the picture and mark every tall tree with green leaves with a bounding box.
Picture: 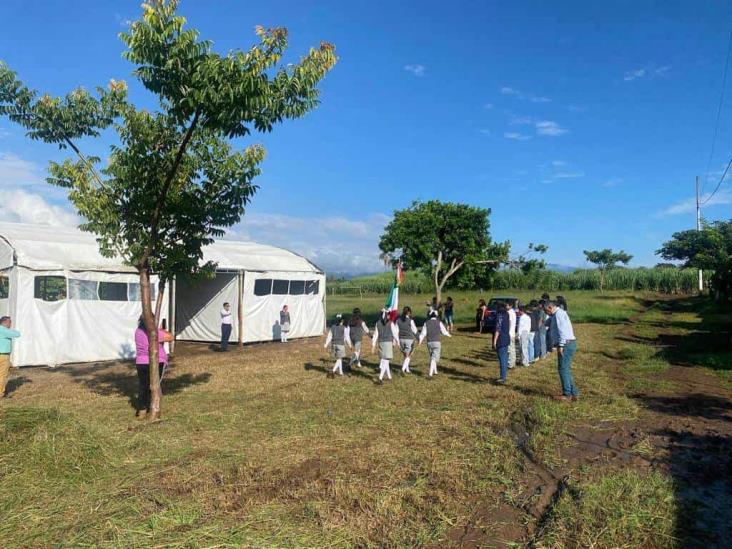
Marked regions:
[583,248,633,292]
[658,219,732,301]
[0,0,336,419]
[379,200,508,303]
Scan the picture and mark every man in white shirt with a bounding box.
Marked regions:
[517,308,533,366]
[507,302,517,368]
[220,302,233,351]
[545,301,578,401]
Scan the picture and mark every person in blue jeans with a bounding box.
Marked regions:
[545,301,579,401]
[492,302,511,384]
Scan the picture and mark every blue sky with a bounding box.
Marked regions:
[1,1,732,274]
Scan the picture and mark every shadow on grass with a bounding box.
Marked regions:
[54,362,211,410]
[438,365,490,384]
[4,376,32,397]
[304,361,376,381]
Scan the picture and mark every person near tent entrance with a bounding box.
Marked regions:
[324,314,352,377]
[372,309,400,384]
[348,308,370,369]
[220,302,232,351]
[418,309,451,378]
[396,306,418,374]
[280,305,291,343]
[134,316,174,419]
[0,316,21,398]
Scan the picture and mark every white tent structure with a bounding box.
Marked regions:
[0,222,326,367]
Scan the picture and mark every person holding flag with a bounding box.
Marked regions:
[384,260,405,322]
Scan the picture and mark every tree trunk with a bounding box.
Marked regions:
[139,267,162,421]
[599,270,605,294]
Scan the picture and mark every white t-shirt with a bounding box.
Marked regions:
[518,314,531,334]
[507,308,517,335]
[221,308,233,325]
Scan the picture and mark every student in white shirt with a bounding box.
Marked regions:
[220,302,233,351]
[418,310,451,378]
[324,314,352,377]
[507,302,517,368]
[517,307,533,366]
[347,308,370,369]
[372,309,400,384]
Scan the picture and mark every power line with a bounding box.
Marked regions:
[702,30,732,194]
[701,155,732,205]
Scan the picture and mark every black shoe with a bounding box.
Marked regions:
[494,378,506,385]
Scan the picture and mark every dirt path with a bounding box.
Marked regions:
[447,297,732,548]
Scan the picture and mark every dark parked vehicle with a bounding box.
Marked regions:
[482,296,521,334]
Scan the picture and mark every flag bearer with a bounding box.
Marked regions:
[372,309,400,384]
[418,310,451,378]
[324,314,351,377]
[396,306,418,374]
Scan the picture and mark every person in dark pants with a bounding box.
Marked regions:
[475,299,487,334]
[134,317,174,419]
[545,301,578,401]
[220,302,233,351]
[492,302,511,384]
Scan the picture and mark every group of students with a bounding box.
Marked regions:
[491,293,579,401]
[324,304,452,384]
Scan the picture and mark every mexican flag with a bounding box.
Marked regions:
[385,261,405,322]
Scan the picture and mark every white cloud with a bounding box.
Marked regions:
[404,64,426,77]
[499,86,551,103]
[483,103,494,110]
[535,120,568,136]
[602,178,623,188]
[624,66,671,82]
[0,188,78,226]
[554,170,585,179]
[551,160,566,167]
[509,115,534,125]
[228,212,391,275]
[654,65,671,76]
[0,127,10,139]
[0,152,45,187]
[624,68,646,82]
[658,189,732,216]
[477,128,491,135]
[504,132,532,141]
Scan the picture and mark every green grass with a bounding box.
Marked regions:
[0,290,721,547]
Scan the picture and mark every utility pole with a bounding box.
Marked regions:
[696,175,704,293]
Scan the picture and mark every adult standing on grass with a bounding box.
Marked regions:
[347,308,370,369]
[372,309,400,384]
[507,301,518,368]
[0,316,20,398]
[475,299,487,334]
[418,309,451,378]
[443,297,455,333]
[542,298,555,353]
[396,306,418,374]
[134,317,174,419]
[220,302,233,351]
[280,305,291,343]
[492,302,511,384]
[544,301,579,401]
[530,300,547,361]
[324,314,351,377]
[518,306,533,366]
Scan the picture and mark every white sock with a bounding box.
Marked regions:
[429,359,437,376]
[385,361,392,379]
[402,356,411,372]
[379,359,386,380]
[333,359,343,374]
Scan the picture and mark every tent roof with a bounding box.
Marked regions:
[0,222,322,274]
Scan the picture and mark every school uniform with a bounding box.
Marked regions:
[371,319,399,381]
[396,315,418,373]
[419,317,451,377]
[324,324,352,375]
[348,320,370,367]
[280,311,291,342]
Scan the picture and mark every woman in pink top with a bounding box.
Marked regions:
[134,317,174,419]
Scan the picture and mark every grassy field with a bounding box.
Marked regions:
[1,290,729,547]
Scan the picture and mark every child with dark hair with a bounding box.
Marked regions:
[396,306,418,374]
[372,309,399,384]
[324,314,352,377]
[348,308,370,369]
[418,309,451,378]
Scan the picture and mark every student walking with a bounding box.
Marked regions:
[492,303,511,384]
[220,302,233,351]
[0,316,20,398]
[507,301,517,368]
[280,305,291,343]
[324,314,352,377]
[396,306,418,374]
[443,297,455,332]
[518,306,533,366]
[134,317,174,419]
[372,310,400,384]
[418,310,451,378]
[347,308,370,369]
[544,301,579,401]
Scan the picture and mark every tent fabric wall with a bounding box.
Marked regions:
[175,273,239,342]
[11,268,167,367]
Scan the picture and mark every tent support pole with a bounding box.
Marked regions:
[238,270,244,346]
[169,275,177,354]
